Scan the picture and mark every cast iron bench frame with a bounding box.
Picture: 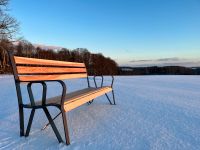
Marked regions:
[7,50,116,145]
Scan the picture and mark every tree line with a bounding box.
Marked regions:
[0,39,118,75]
[119,66,200,75]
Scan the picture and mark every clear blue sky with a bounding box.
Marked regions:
[10,0,200,66]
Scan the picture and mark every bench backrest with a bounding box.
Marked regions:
[8,51,88,82]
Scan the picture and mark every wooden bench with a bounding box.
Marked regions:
[7,50,116,145]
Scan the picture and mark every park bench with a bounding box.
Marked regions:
[7,50,116,145]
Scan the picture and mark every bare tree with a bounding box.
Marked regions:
[0,39,13,73]
[0,0,19,40]
[0,0,19,73]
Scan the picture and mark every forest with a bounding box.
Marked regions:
[0,40,118,75]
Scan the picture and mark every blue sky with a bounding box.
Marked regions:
[10,0,200,66]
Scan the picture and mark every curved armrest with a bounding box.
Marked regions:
[93,76,103,88]
[26,80,67,106]
[27,81,47,106]
[46,80,67,105]
[93,75,114,88]
[110,76,114,88]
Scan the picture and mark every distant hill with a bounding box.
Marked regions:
[118,66,200,75]
[191,67,200,74]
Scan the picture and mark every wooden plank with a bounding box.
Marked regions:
[64,87,112,104]
[14,56,85,67]
[19,73,87,81]
[17,66,87,74]
[32,87,111,106]
[64,87,112,112]
[44,88,97,105]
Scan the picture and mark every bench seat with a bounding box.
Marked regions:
[29,86,112,112]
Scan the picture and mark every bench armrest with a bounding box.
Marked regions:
[26,80,67,106]
[46,80,67,105]
[27,81,46,106]
[93,75,114,88]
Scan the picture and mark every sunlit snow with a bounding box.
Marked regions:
[0,75,200,150]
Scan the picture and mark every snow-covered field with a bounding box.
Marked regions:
[0,75,200,150]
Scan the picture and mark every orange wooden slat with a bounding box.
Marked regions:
[19,73,87,81]
[64,87,112,112]
[31,87,112,106]
[17,66,87,74]
[64,87,112,104]
[14,56,85,67]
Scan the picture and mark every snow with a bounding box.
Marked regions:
[0,75,200,150]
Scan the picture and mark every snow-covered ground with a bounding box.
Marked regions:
[0,75,200,150]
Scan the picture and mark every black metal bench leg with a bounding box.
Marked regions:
[105,93,113,105]
[112,90,116,105]
[19,105,25,136]
[87,99,94,105]
[41,112,62,130]
[105,90,116,105]
[43,107,63,143]
[61,109,70,145]
[25,108,35,137]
